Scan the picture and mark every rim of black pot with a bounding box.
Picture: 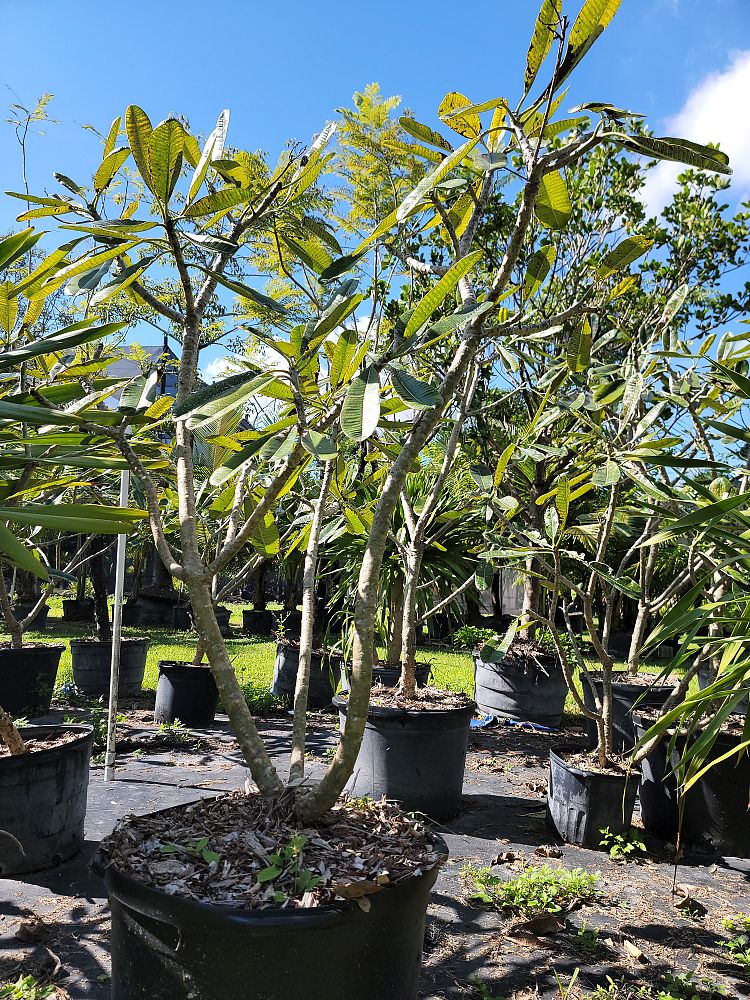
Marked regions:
[1,724,94,766]
[333,693,476,720]
[0,642,66,653]
[549,748,640,781]
[158,660,212,672]
[70,636,152,647]
[577,668,672,689]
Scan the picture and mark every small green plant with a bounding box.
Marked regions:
[575,920,603,955]
[0,975,54,999]
[157,719,192,744]
[599,827,647,861]
[159,837,221,865]
[720,933,750,973]
[470,975,506,1000]
[724,913,750,934]
[454,626,496,649]
[462,863,600,917]
[592,972,727,1000]
[553,967,579,1000]
[240,679,284,716]
[256,834,322,903]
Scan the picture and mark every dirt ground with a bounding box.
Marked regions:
[1,703,749,1000]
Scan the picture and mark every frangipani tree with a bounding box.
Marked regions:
[8,0,733,818]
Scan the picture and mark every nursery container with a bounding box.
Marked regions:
[697,665,749,716]
[95,824,447,1000]
[70,637,150,698]
[0,643,64,716]
[62,598,95,623]
[154,661,219,727]
[11,603,49,628]
[0,724,93,875]
[337,697,474,820]
[242,608,276,636]
[473,648,567,727]
[581,672,674,752]
[546,750,639,848]
[271,642,343,708]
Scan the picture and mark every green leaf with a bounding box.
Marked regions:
[341,364,380,441]
[175,371,275,431]
[403,250,483,338]
[45,243,139,291]
[620,372,644,423]
[0,522,47,578]
[329,326,358,389]
[596,235,652,281]
[592,460,620,486]
[279,234,333,275]
[187,110,229,203]
[183,232,239,255]
[480,620,518,663]
[0,319,125,372]
[301,431,337,461]
[647,493,750,544]
[567,317,591,372]
[93,147,130,193]
[494,445,516,487]
[197,266,287,315]
[119,371,160,415]
[183,185,255,219]
[89,256,156,308]
[0,228,43,271]
[0,504,144,534]
[524,244,556,296]
[556,0,623,89]
[535,171,571,230]
[470,464,494,493]
[248,510,280,557]
[0,281,18,335]
[103,115,122,157]
[590,559,639,598]
[148,119,186,203]
[661,283,689,327]
[525,0,562,94]
[387,365,442,410]
[125,105,154,188]
[617,134,731,175]
[475,559,494,591]
[396,136,481,222]
[555,474,570,526]
[438,92,482,139]
[399,116,453,152]
[312,292,365,341]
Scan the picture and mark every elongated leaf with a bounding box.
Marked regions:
[89,255,156,308]
[119,371,159,415]
[647,492,750,543]
[45,243,139,291]
[0,228,43,271]
[399,116,453,152]
[341,364,380,441]
[103,115,121,157]
[493,444,516,487]
[313,291,364,341]
[125,105,154,187]
[618,133,731,175]
[196,266,287,315]
[0,281,18,334]
[387,365,442,410]
[438,92,481,139]
[93,147,130,193]
[187,110,229,203]
[183,231,239,255]
[396,136,481,222]
[555,474,570,526]
[148,119,185,203]
[524,244,555,296]
[248,509,280,557]
[525,0,562,94]
[475,559,494,591]
[480,620,518,663]
[535,171,571,230]
[0,320,125,372]
[403,250,483,339]
[556,0,623,89]
[0,522,47,578]
[301,431,337,461]
[596,235,652,281]
[183,185,254,219]
[620,372,644,423]
[330,326,358,389]
[279,234,332,275]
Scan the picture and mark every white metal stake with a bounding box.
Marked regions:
[104,468,130,781]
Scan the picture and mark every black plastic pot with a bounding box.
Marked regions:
[473,648,567,727]
[154,662,219,727]
[697,665,749,716]
[172,604,192,631]
[62,598,95,623]
[277,610,302,635]
[11,603,49,628]
[373,663,431,688]
[581,672,674,752]
[0,724,93,875]
[70,638,150,698]
[336,697,474,820]
[242,608,276,636]
[271,642,342,708]
[122,595,177,628]
[0,644,64,716]
[96,823,447,1000]
[632,715,750,857]
[546,750,638,847]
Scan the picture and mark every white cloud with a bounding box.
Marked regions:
[641,50,750,215]
[201,356,233,383]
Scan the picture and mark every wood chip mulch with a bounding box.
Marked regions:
[100,792,446,910]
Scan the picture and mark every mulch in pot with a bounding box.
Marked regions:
[101,792,444,910]
[364,684,473,712]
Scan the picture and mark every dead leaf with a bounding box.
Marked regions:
[492,851,522,864]
[331,879,382,899]
[354,895,371,912]
[15,916,47,942]
[518,914,565,936]
[623,939,649,963]
[534,845,562,858]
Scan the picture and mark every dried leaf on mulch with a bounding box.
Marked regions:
[100,792,445,911]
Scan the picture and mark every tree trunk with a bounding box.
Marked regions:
[0,570,22,649]
[90,537,112,644]
[386,573,405,667]
[399,544,423,699]
[0,707,26,755]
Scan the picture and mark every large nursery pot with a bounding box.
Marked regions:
[154,661,219,727]
[95,819,448,1000]
[242,608,276,636]
[0,643,65,716]
[70,637,151,698]
[546,749,639,848]
[12,603,49,629]
[272,641,343,708]
[62,597,95,623]
[336,696,474,821]
[0,724,93,875]
[632,714,750,857]
[373,662,431,689]
[581,671,674,752]
[473,645,567,727]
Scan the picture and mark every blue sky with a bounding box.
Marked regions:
[1,0,749,371]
